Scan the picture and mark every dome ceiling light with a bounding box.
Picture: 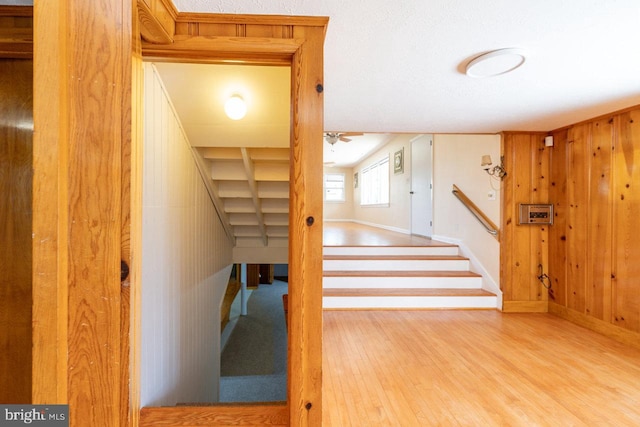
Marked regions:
[224,94,247,120]
[465,48,527,78]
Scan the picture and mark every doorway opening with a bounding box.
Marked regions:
[140,61,291,406]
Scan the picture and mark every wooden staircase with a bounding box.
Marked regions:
[322,243,497,309]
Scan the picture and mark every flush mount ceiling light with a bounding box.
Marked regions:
[224,95,247,120]
[465,48,527,78]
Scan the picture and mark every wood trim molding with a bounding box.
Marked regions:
[0,6,33,58]
[140,404,288,426]
[502,301,548,313]
[137,0,175,44]
[549,302,640,350]
[142,36,303,64]
[0,5,32,16]
[138,14,327,427]
[175,13,328,28]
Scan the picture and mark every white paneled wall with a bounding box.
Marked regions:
[141,63,233,406]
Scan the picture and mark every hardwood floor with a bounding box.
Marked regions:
[324,221,451,247]
[322,310,640,426]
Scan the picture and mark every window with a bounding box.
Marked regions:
[360,156,389,206]
[324,173,345,202]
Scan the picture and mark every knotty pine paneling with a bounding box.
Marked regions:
[613,109,640,332]
[566,123,590,313]
[548,130,569,306]
[140,64,233,406]
[547,106,640,336]
[0,58,32,403]
[501,132,550,311]
[587,117,614,321]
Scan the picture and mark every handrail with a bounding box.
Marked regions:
[452,184,499,240]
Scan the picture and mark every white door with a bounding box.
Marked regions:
[410,134,433,237]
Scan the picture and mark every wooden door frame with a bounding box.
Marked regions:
[32,1,326,426]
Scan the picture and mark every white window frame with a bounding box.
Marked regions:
[324,172,345,202]
[360,155,390,206]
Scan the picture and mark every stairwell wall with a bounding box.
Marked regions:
[432,134,501,294]
[140,64,234,406]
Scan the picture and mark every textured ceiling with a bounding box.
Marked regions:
[172,0,640,133]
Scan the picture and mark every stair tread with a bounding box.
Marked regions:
[323,270,481,278]
[323,255,468,261]
[323,244,457,248]
[323,288,496,297]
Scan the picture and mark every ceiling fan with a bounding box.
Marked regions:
[324,132,363,145]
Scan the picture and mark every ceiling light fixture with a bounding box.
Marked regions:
[465,48,527,78]
[224,95,247,120]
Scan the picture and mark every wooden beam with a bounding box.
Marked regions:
[191,148,236,245]
[241,147,268,246]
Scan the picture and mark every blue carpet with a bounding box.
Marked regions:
[220,279,288,402]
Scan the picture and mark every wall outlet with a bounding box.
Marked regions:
[488,190,497,201]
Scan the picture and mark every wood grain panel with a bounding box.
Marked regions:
[32,0,70,404]
[123,6,143,426]
[549,129,568,306]
[66,0,126,424]
[0,58,33,403]
[506,134,533,301]
[32,1,133,425]
[565,123,589,313]
[530,134,550,302]
[288,24,325,427]
[547,106,640,340]
[586,117,614,321]
[613,109,640,332]
[501,132,550,309]
[500,134,514,303]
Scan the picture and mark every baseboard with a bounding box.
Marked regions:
[502,300,547,313]
[325,218,414,235]
[549,302,640,350]
[351,219,411,235]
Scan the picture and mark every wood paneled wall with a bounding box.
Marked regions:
[502,106,640,345]
[549,107,640,338]
[32,1,135,426]
[500,132,550,312]
[0,58,33,403]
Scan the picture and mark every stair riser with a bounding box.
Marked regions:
[323,276,482,289]
[323,246,459,257]
[323,259,470,271]
[323,296,498,310]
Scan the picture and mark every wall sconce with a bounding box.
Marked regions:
[224,95,247,120]
[481,154,507,180]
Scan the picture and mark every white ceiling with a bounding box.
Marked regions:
[171,0,640,134]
